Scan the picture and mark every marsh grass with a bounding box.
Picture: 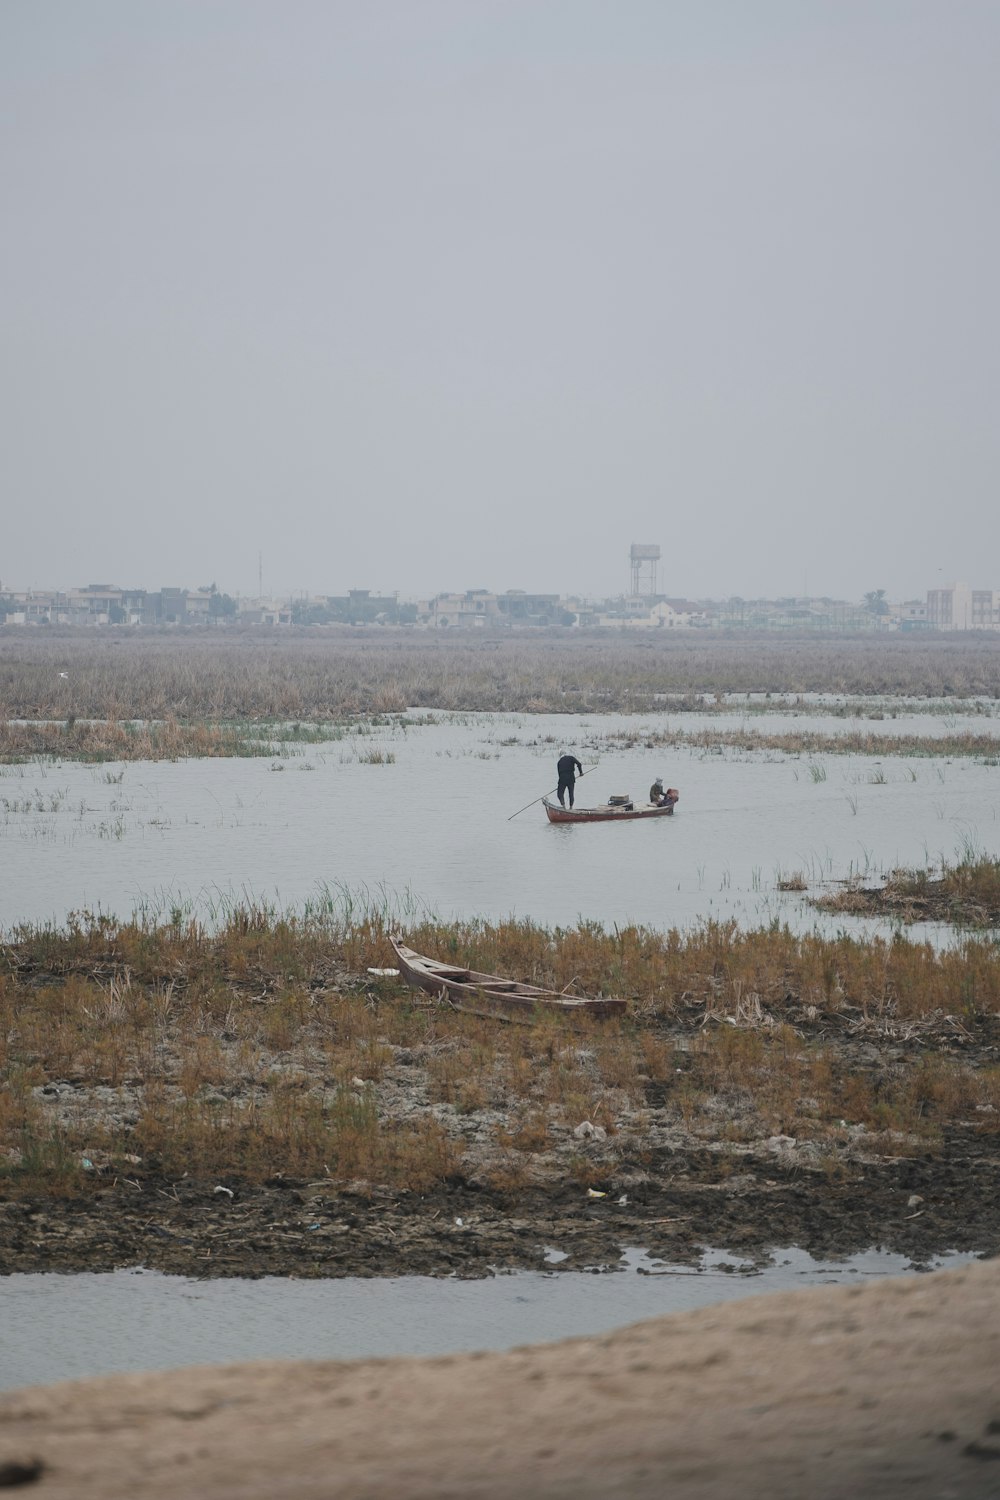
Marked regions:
[0,717,341,765]
[3,631,1000,725]
[814,852,1000,929]
[3,903,998,1199]
[3,631,999,764]
[597,724,1000,761]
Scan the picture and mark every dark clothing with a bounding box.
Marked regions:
[556,754,583,808]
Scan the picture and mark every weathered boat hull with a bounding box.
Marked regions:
[543,794,678,824]
[388,937,626,1019]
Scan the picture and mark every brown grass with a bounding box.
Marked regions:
[2,907,998,1200]
[600,724,1000,760]
[813,854,1000,928]
[0,716,343,764]
[2,629,1000,724]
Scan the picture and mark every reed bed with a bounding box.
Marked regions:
[2,630,1000,723]
[0,717,332,764]
[813,853,1000,929]
[3,905,997,1199]
[596,725,1000,760]
[3,714,994,767]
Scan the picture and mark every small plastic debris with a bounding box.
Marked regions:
[367,968,399,977]
[586,1189,606,1199]
[617,1194,628,1206]
[455,1217,463,1226]
[81,1158,94,1171]
[307,1223,321,1231]
[123,1153,142,1165]
[213,1185,234,1198]
[907,1194,924,1209]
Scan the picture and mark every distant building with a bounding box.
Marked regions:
[236,596,292,626]
[496,591,567,625]
[326,589,402,624]
[63,584,123,624]
[971,590,1000,629]
[417,590,499,628]
[899,599,929,629]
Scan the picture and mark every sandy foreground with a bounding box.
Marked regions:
[2,1257,999,1500]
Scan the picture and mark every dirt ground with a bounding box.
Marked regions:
[2,1254,998,1499]
[5,1002,1000,1279]
[3,1110,999,1279]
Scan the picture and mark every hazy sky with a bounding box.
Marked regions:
[2,1,998,602]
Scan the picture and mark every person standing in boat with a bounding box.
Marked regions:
[556,751,584,809]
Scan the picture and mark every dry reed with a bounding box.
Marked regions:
[3,906,997,1200]
[2,630,999,724]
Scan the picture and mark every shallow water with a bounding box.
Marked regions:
[0,1246,975,1393]
[1,709,998,939]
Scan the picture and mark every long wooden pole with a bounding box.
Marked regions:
[507,762,596,821]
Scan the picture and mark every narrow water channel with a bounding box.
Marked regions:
[0,1246,975,1393]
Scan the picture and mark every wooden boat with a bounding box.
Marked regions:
[388,936,626,1019]
[543,790,678,824]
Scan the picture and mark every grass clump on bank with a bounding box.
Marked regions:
[813,852,1000,929]
[597,724,1000,762]
[2,904,998,1202]
[0,716,358,765]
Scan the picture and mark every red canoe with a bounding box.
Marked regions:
[543,791,678,824]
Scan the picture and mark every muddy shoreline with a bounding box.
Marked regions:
[5,916,1000,1282]
[3,1124,997,1280]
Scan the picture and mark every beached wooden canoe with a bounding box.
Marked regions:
[388,937,626,1019]
[543,790,678,824]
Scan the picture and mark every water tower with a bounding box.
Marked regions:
[630,543,660,597]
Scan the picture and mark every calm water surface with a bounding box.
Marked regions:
[0,1246,976,1393]
[1,709,998,938]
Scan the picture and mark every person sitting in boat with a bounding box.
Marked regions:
[650,777,676,807]
[556,751,584,809]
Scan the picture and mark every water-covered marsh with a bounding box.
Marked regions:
[1,707,998,940]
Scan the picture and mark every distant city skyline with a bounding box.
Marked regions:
[0,569,985,607]
[2,556,992,607]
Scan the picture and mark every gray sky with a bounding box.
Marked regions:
[2,1,998,602]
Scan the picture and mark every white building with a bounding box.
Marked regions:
[926,583,1000,630]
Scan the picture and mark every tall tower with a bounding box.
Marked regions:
[630,543,660,597]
